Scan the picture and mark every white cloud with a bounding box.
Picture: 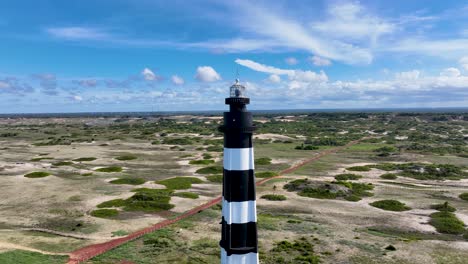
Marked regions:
[142,68,157,81]
[460,56,468,71]
[46,27,108,40]
[268,74,281,83]
[311,2,394,44]
[235,59,328,83]
[395,70,420,80]
[285,57,298,65]
[309,55,332,66]
[195,66,221,82]
[171,75,185,85]
[0,81,10,89]
[73,95,83,101]
[440,67,461,77]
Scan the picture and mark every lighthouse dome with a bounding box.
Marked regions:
[229,79,246,98]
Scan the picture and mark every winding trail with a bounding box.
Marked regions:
[67,138,367,264]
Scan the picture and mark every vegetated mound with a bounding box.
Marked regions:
[24,171,51,178]
[73,157,97,162]
[206,174,223,183]
[262,237,320,264]
[52,161,74,166]
[110,177,146,185]
[91,209,119,219]
[189,159,214,165]
[162,137,193,145]
[346,166,371,172]
[95,166,123,173]
[157,177,203,190]
[173,192,199,199]
[367,163,468,180]
[459,193,468,201]
[0,250,67,264]
[96,188,175,213]
[431,201,456,212]
[115,155,138,161]
[335,173,362,181]
[256,171,279,178]
[261,194,287,201]
[380,173,397,180]
[295,144,319,150]
[196,166,223,174]
[429,211,466,235]
[370,200,411,211]
[255,157,272,165]
[284,178,373,201]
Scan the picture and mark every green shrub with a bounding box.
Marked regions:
[115,155,137,161]
[380,173,397,180]
[189,159,214,165]
[173,192,199,199]
[0,250,67,264]
[196,166,223,174]
[202,153,213,159]
[90,209,119,219]
[24,171,51,178]
[345,195,362,202]
[459,193,468,201]
[95,166,122,173]
[157,177,203,190]
[370,200,411,211]
[206,174,223,183]
[299,188,337,199]
[52,161,73,166]
[431,202,456,212]
[206,145,223,152]
[261,194,287,201]
[256,171,279,178]
[110,178,146,185]
[347,166,371,172]
[30,157,54,162]
[81,173,93,176]
[162,138,193,145]
[255,157,272,165]
[97,199,126,208]
[429,211,466,234]
[335,173,362,181]
[73,157,96,162]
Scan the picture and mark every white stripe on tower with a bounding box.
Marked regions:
[222,199,257,224]
[221,248,258,263]
[223,148,255,171]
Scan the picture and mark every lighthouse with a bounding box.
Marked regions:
[219,79,258,264]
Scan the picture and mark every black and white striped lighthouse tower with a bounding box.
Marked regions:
[219,79,258,264]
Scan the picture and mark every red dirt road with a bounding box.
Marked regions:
[68,138,366,263]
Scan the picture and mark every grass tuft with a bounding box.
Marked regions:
[370,200,411,211]
[261,194,287,201]
[52,161,73,166]
[429,211,466,234]
[380,173,398,180]
[115,155,137,161]
[157,177,203,190]
[189,159,214,165]
[73,157,97,162]
[206,174,223,183]
[95,166,122,173]
[90,209,119,219]
[24,171,51,178]
[346,166,371,172]
[335,173,362,181]
[255,157,272,165]
[172,192,199,199]
[459,193,468,201]
[109,178,146,185]
[195,166,223,174]
[256,171,279,178]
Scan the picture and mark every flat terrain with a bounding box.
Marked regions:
[0,112,467,263]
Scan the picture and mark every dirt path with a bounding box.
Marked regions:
[67,137,368,264]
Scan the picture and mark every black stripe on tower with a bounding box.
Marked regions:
[220,218,258,255]
[223,169,256,202]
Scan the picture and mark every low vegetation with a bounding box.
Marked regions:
[163,137,193,145]
[189,159,214,165]
[346,166,371,172]
[335,173,362,181]
[431,202,456,212]
[115,155,138,161]
[368,163,468,180]
[370,200,411,211]
[157,177,203,190]
[24,171,51,178]
[73,157,96,162]
[0,250,67,264]
[429,211,466,234]
[255,157,272,165]
[172,192,199,199]
[206,174,223,183]
[256,171,279,178]
[95,166,123,173]
[97,188,175,213]
[52,161,73,166]
[195,166,223,174]
[380,173,398,180]
[90,209,119,219]
[109,178,146,185]
[261,194,287,201]
[261,237,320,264]
[459,193,468,201]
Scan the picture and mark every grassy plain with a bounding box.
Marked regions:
[0,112,467,263]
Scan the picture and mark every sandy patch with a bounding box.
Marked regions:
[254,133,294,141]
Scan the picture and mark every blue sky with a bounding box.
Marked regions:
[1,0,468,113]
